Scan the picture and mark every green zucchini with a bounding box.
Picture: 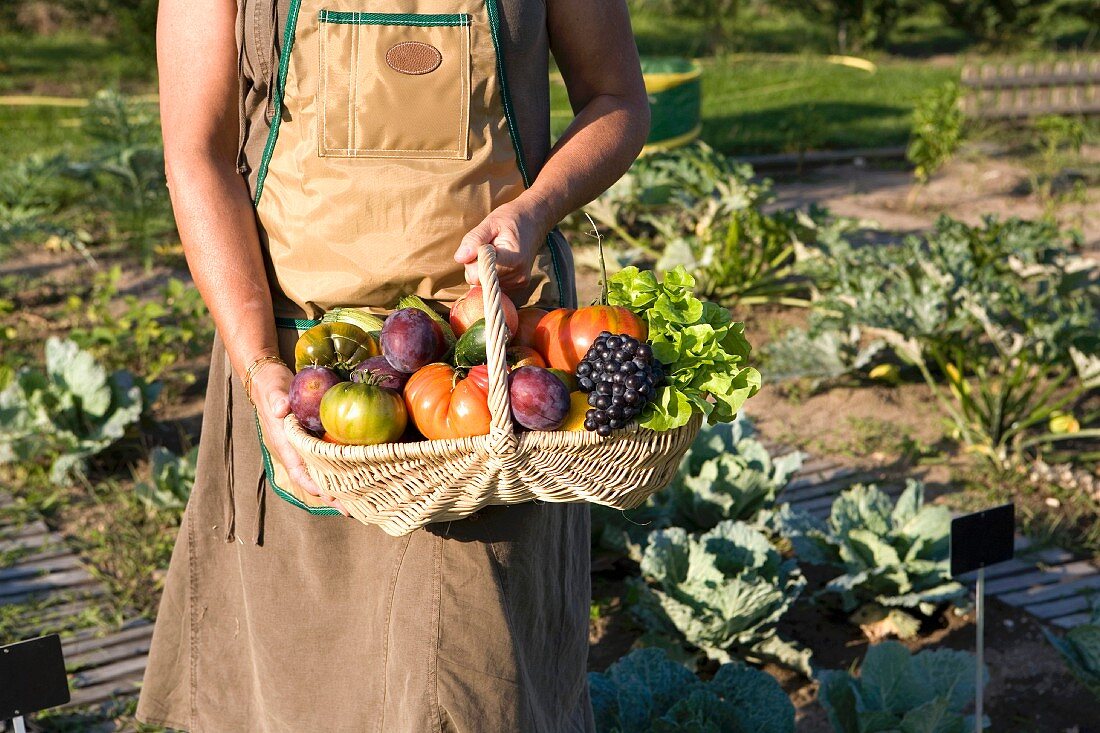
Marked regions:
[322,307,385,339]
[453,318,488,367]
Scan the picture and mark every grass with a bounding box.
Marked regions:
[0,31,154,96]
[552,53,956,155]
[0,31,156,160]
[0,27,1084,161]
[0,105,92,160]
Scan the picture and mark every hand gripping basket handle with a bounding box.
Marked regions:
[477,244,516,449]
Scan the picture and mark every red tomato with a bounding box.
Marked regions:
[450,286,519,340]
[507,346,547,369]
[513,307,549,348]
[533,306,647,372]
[404,363,493,440]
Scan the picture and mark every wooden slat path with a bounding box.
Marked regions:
[0,493,152,715]
[773,443,1100,631]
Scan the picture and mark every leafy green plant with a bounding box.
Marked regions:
[607,266,761,430]
[1043,603,1100,700]
[760,326,885,386]
[585,143,856,309]
[593,416,801,556]
[907,80,963,188]
[811,215,1099,468]
[654,417,804,532]
[583,143,762,247]
[66,267,212,392]
[68,89,171,269]
[651,202,828,308]
[589,647,795,733]
[134,446,198,511]
[817,641,987,732]
[631,520,811,673]
[1030,114,1086,216]
[0,154,93,264]
[0,338,158,483]
[781,481,965,639]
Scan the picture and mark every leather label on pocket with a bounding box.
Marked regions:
[386,41,442,75]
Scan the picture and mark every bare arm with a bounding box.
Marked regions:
[158,0,344,513]
[455,0,649,286]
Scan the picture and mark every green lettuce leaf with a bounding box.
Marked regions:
[608,266,760,431]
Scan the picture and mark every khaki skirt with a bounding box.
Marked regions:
[135,334,594,732]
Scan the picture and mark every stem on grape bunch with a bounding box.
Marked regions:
[584,213,609,307]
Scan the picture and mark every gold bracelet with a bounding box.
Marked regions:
[244,354,287,406]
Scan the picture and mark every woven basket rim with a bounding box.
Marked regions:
[284,410,703,463]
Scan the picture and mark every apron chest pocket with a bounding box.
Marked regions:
[317,10,471,160]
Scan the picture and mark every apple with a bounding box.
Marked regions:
[450,286,519,340]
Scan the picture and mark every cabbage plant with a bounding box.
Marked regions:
[818,641,988,732]
[593,416,801,557]
[0,337,157,483]
[653,415,804,532]
[631,520,811,674]
[781,481,965,638]
[589,647,794,733]
[134,446,199,511]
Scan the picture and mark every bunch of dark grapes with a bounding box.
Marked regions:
[576,331,664,437]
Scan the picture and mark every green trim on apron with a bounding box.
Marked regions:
[484,0,566,306]
[253,0,303,204]
[275,315,322,331]
[255,413,343,516]
[318,10,470,26]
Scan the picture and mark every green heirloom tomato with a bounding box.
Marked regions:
[294,322,380,374]
[319,382,407,445]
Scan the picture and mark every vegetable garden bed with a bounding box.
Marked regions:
[1,75,1098,730]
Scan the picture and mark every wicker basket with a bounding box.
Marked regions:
[284,244,702,535]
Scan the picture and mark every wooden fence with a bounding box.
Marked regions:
[961,57,1100,119]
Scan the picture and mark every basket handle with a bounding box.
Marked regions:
[477,244,515,447]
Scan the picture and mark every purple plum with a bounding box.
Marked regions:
[380,308,446,373]
[289,366,343,433]
[509,366,571,431]
[350,355,409,391]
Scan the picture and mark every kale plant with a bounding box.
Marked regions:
[589,647,794,733]
[781,481,965,639]
[583,142,865,309]
[0,338,158,483]
[760,325,885,387]
[68,89,172,269]
[134,446,199,511]
[818,641,987,732]
[631,520,811,674]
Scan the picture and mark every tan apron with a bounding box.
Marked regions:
[253,0,574,512]
[135,1,593,730]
